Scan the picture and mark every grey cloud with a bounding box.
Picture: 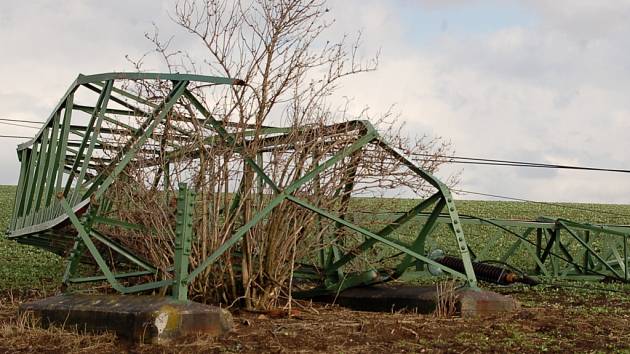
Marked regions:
[328,1,630,202]
[1,0,629,204]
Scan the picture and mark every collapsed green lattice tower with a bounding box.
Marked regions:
[6,72,485,299]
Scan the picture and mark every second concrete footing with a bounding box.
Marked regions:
[306,285,519,317]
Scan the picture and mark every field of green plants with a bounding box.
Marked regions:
[345,195,630,276]
[2,184,630,291]
[0,186,64,291]
[0,184,628,353]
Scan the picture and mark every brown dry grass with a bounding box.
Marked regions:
[0,286,628,353]
[0,297,118,353]
[434,280,457,318]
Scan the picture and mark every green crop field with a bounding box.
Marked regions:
[2,184,630,291]
[0,184,628,353]
[0,186,64,291]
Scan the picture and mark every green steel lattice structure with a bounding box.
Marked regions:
[5,73,629,301]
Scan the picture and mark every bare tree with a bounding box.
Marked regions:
[103,0,458,309]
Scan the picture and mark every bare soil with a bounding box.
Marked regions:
[0,286,628,353]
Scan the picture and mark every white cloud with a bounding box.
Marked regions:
[1,0,629,204]
[326,0,630,203]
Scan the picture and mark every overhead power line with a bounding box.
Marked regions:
[0,118,45,124]
[0,134,31,139]
[0,121,41,129]
[0,119,627,174]
[411,153,630,174]
[2,120,629,173]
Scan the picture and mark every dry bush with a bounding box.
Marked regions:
[85,0,459,310]
[434,279,457,317]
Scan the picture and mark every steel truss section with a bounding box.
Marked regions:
[6,72,480,299]
[7,72,627,301]
[411,213,629,283]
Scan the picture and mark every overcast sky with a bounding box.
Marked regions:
[1,0,629,203]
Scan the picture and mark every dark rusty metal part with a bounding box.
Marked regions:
[436,256,539,285]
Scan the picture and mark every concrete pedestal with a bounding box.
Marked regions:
[19,294,233,343]
[307,285,519,317]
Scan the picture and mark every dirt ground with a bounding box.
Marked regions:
[0,285,628,353]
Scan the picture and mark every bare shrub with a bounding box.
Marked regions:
[434,279,457,317]
[90,0,459,309]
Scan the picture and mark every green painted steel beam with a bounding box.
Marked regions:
[395,197,446,275]
[173,183,196,301]
[558,220,624,279]
[90,230,157,272]
[88,80,190,200]
[63,80,113,199]
[188,128,379,281]
[68,270,157,284]
[285,195,471,282]
[326,192,442,273]
[77,72,245,86]
[10,149,29,230]
[59,197,171,294]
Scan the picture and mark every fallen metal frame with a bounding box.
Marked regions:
[465,216,629,282]
[7,73,628,303]
[6,72,483,300]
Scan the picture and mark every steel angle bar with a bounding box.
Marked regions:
[440,188,477,286]
[556,218,630,238]
[539,229,558,266]
[608,239,627,275]
[519,236,550,276]
[10,149,29,230]
[63,80,114,198]
[35,114,60,212]
[82,83,150,118]
[474,230,504,262]
[26,130,48,220]
[88,80,190,200]
[395,197,446,275]
[558,220,624,279]
[373,139,442,190]
[62,238,85,284]
[173,183,196,301]
[91,215,144,231]
[59,197,171,294]
[183,90,282,193]
[77,72,244,86]
[70,125,134,136]
[188,192,288,281]
[88,81,196,139]
[499,228,533,262]
[163,126,294,163]
[53,97,74,206]
[67,270,157,284]
[17,145,38,225]
[285,195,470,282]
[326,192,443,273]
[80,83,198,148]
[89,230,157,272]
[188,128,379,281]
[73,104,143,117]
[413,213,557,229]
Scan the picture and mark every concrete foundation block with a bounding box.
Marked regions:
[306,285,519,316]
[456,288,520,317]
[19,294,233,343]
